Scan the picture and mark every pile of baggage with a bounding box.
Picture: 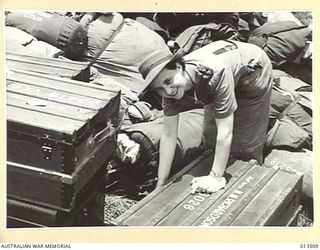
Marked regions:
[4,10,313,227]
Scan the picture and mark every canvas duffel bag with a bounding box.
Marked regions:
[6,11,87,59]
[247,21,311,67]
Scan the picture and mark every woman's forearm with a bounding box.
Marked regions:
[157,134,178,186]
[211,114,234,176]
[211,131,233,176]
[156,115,179,187]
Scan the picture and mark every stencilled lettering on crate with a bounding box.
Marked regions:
[148,161,257,226]
[7,81,102,109]
[193,166,278,226]
[268,156,304,176]
[197,176,254,226]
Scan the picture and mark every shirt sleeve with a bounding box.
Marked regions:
[209,67,238,119]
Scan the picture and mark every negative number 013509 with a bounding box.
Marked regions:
[300,244,319,248]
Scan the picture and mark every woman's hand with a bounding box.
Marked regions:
[190,175,226,194]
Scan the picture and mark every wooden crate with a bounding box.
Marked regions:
[7,166,106,228]
[115,151,303,226]
[6,69,120,211]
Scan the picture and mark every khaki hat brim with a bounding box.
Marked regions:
[144,49,184,88]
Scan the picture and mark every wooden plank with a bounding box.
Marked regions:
[6,52,87,69]
[230,170,301,226]
[7,68,121,99]
[255,172,302,226]
[7,216,45,228]
[6,56,85,79]
[286,205,303,226]
[7,161,73,184]
[7,105,83,134]
[7,165,64,210]
[7,81,106,111]
[7,92,97,122]
[7,198,58,227]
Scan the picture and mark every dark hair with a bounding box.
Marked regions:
[166,56,186,71]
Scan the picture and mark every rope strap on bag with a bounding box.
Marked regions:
[74,14,125,81]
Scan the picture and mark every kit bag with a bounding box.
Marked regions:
[247,21,311,67]
[266,86,312,150]
[123,109,204,170]
[6,12,88,59]
[175,22,239,54]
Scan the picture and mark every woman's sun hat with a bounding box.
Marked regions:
[139,47,184,88]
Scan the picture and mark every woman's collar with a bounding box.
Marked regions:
[184,63,200,90]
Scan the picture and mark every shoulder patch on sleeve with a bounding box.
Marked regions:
[195,64,214,80]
